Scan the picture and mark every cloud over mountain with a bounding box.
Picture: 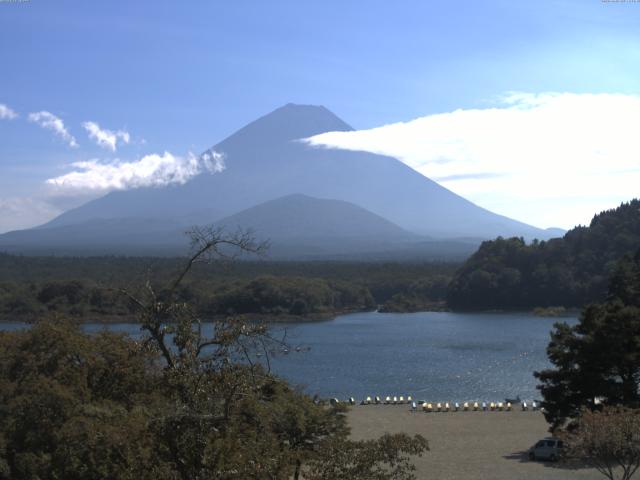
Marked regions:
[82,121,130,151]
[46,151,225,193]
[28,111,78,147]
[307,92,640,228]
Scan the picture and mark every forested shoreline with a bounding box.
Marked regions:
[448,200,640,311]
[4,200,639,321]
[0,254,457,322]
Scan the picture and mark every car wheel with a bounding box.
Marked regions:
[528,452,535,461]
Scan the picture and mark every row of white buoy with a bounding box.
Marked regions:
[336,397,541,412]
[417,400,540,412]
[420,401,513,412]
[360,395,414,405]
[334,396,414,406]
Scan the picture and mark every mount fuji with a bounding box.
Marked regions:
[0,104,560,258]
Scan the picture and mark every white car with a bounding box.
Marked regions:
[528,437,563,461]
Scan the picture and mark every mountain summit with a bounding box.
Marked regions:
[217,103,353,147]
[0,104,560,257]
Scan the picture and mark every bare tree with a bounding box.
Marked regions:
[118,227,302,478]
[121,226,272,370]
[560,406,640,480]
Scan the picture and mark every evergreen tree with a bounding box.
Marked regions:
[535,250,640,428]
[448,200,640,310]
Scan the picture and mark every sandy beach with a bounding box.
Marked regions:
[348,405,603,480]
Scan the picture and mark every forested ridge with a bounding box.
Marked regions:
[0,255,457,321]
[448,199,640,310]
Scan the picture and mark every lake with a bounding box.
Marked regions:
[0,311,575,402]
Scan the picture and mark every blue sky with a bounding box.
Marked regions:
[1,0,640,232]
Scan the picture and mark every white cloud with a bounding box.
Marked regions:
[28,111,78,147]
[0,103,18,120]
[0,197,62,234]
[82,121,130,151]
[46,151,225,193]
[306,92,640,229]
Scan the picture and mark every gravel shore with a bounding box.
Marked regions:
[348,405,603,480]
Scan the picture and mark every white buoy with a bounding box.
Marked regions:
[473,402,479,411]
[482,402,487,411]
[507,402,512,411]
[522,401,528,411]
[454,402,460,411]
[399,396,404,403]
[444,402,450,412]
[375,396,381,404]
[393,396,398,404]
[463,402,469,411]
[407,395,413,403]
[385,396,391,404]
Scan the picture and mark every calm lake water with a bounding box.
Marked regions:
[0,311,576,402]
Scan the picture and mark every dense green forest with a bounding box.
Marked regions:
[0,255,457,321]
[448,199,640,310]
[0,321,428,479]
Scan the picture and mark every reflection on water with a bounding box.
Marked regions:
[1,311,576,401]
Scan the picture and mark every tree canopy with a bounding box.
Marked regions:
[0,254,456,322]
[535,250,640,429]
[560,406,640,480]
[448,199,640,310]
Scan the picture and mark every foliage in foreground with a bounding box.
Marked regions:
[0,227,428,479]
[305,433,429,480]
[0,321,428,479]
[560,406,640,480]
